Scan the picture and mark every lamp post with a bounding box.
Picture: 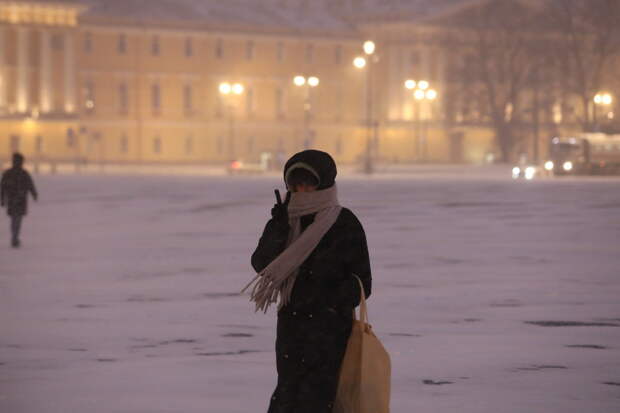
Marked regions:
[593,92,613,131]
[219,82,244,160]
[404,79,437,162]
[353,40,377,174]
[293,75,319,150]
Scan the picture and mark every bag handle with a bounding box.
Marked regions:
[352,274,369,325]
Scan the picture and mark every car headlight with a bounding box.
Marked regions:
[512,167,521,179]
[544,161,554,171]
[563,161,573,171]
[525,166,536,180]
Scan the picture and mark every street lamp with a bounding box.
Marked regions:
[594,92,613,105]
[404,79,438,162]
[353,56,367,69]
[363,40,376,55]
[293,75,319,150]
[354,40,378,174]
[219,81,244,160]
[593,92,613,130]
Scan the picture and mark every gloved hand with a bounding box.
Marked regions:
[271,190,291,232]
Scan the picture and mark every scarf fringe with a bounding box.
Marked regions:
[241,185,341,313]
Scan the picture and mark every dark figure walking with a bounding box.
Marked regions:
[247,150,372,413]
[1,153,38,248]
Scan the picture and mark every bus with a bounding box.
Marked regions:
[544,133,620,175]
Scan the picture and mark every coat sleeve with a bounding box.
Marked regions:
[341,214,372,307]
[251,218,289,273]
[328,210,372,309]
[0,172,6,206]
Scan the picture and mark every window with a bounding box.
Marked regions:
[151,35,160,56]
[66,128,75,148]
[153,136,162,154]
[215,38,223,59]
[118,83,128,114]
[185,37,193,57]
[334,45,342,64]
[35,136,44,153]
[216,93,223,118]
[276,87,285,118]
[183,85,193,114]
[185,135,193,155]
[84,80,95,112]
[120,134,128,154]
[10,135,20,152]
[246,87,254,115]
[84,32,92,53]
[335,135,342,155]
[246,40,255,60]
[305,43,314,64]
[151,83,161,113]
[410,50,420,65]
[118,33,127,54]
[51,34,64,51]
[276,41,285,62]
[429,51,438,81]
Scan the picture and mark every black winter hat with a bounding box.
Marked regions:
[283,149,337,190]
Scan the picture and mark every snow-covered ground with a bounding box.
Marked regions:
[1,167,619,413]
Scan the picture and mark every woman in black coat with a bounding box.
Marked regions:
[249,150,372,413]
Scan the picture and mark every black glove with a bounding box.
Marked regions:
[271,190,291,232]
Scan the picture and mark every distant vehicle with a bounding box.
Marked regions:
[543,133,620,175]
[512,164,538,180]
[227,152,273,175]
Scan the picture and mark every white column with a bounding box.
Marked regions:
[64,31,76,113]
[0,27,6,110]
[17,27,29,113]
[40,29,53,113]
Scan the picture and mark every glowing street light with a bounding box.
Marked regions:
[219,81,245,160]
[353,56,367,69]
[594,92,613,105]
[293,75,320,150]
[354,40,379,174]
[363,40,376,55]
[404,80,439,162]
[219,82,232,95]
[307,76,320,87]
[425,89,437,100]
[232,83,244,95]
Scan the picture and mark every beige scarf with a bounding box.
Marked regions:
[242,184,342,313]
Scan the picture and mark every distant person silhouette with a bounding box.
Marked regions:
[1,153,38,248]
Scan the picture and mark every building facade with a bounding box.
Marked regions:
[1,0,612,168]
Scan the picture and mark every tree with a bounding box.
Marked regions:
[545,0,620,131]
[443,0,548,162]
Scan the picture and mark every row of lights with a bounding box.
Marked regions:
[218,76,320,97]
[293,75,319,87]
[352,40,377,69]
[594,92,613,105]
[220,40,442,105]
[404,79,437,100]
[219,82,244,95]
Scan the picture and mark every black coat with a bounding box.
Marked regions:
[1,168,37,216]
[251,207,372,413]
